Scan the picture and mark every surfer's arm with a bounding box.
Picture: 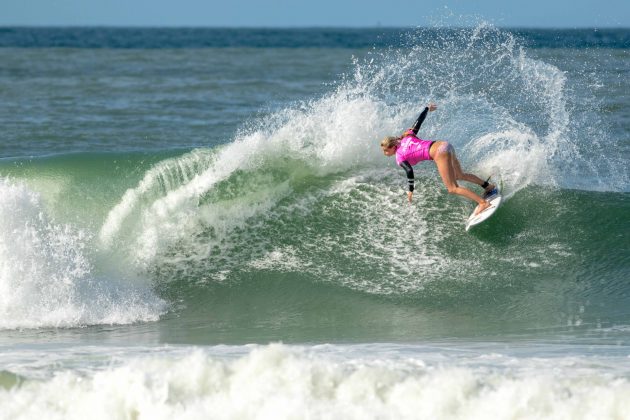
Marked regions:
[409,104,437,135]
[409,107,429,135]
[400,161,414,192]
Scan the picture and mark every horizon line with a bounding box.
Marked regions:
[1,24,629,30]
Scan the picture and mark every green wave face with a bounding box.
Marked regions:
[2,149,627,341]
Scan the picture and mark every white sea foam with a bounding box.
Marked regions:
[0,178,166,329]
[1,343,629,420]
[98,148,217,248]
[98,89,394,271]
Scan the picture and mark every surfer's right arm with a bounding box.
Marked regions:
[400,160,414,203]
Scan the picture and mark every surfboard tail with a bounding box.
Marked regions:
[465,189,502,231]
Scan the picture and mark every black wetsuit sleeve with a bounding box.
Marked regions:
[400,161,414,192]
[409,106,429,135]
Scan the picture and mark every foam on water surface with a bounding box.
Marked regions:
[2,343,630,420]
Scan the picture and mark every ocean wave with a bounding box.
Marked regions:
[1,23,627,330]
[95,24,627,278]
[0,178,166,329]
[2,344,629,420]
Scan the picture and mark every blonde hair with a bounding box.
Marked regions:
[380,136,401,149]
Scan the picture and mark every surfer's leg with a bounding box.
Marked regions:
[451,153,495,193]
[434,149,490,214]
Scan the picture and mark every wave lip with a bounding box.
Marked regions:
[0,178,166,330]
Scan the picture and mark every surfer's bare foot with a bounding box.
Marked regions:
[474,200,491,216]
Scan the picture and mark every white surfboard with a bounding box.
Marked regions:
[465,188,502,231]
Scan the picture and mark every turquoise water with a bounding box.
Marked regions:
[0,26,629,419]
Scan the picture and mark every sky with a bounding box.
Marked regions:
[1,0,629,28]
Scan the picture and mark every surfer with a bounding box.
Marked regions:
[380,103,495,215]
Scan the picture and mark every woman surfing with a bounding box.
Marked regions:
[380,104,496,215]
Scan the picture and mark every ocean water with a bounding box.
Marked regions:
[0,26,629,419]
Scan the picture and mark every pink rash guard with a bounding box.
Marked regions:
[393,107,434,193]
[395,130,434,166]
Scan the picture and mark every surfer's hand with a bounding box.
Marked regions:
[428,103,437,112]
[407,191,413,203]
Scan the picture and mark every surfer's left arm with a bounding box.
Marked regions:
[408,103,437,135]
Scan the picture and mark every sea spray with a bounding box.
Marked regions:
[98,93,391,271]
[0,178,166,329]
[91,24,624,302]
[99,148,219,249]
[95,24,605,290]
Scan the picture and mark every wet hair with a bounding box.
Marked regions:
[380,136,401,149]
